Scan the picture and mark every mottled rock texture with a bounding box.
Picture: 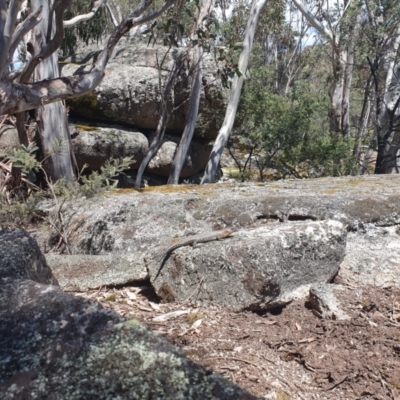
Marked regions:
[0,229,57,285]
[62,41,226,139]
[309,283,350,320]
[147,221,346,308]
[41,174,400,306]
[0,230,259,400]
[339,225,400,288]
[70,124,211,177]
[46,253,148,291]
[146,137,212,178]
[0,125,19,153]
[70,124,148,171]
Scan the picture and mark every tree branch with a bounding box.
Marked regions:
[64,0,108,27]
[105,2,120,27]
[291,0,334,44]
[93,0,175,73]
[0,0,23,77]
[201,0,268,184]
[19,0,73,83]
[0,0,7,76]
[0,0,176,116]
[8,5,43,69]
[335,0,352,32]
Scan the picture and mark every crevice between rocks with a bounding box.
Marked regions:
[257,214,319,222]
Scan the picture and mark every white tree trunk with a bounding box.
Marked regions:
[328,45,355,135]
[167,0,214,184]
[0,0,23,76]
[135,51,186,188]
[167,45,203,184]
[292,0,360,136]
[201,0,268,184]
[63,0,108,27]
[29,0,74,181]
[374,29,400,173]
[0,0,176,116]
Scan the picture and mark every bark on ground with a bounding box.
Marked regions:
[73,278,400,399]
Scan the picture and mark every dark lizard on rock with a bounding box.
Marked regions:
[153,228,234,281]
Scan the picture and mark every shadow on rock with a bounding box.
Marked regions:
[0,229,259,400]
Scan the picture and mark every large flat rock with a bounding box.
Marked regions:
[146,221,346,309]
[46,253,148,291]
[37,174,400,304]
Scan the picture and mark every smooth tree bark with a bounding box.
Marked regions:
[27,0,119,181]
[0,0,23,76]
[372,28,400,174]
[63,0,108,27]
[106,0,122,26]
[30,0,75,181]
[0,0,175,115]
[11,4,43,155]
[355,77,372,172]
[291,0,359,136]
[167,0,214,184]
[7,0,103,181]
[357,11,400,175]
[134,51,186,188]
[201,0,268,184]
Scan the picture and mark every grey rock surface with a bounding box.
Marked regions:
[146,221,346,309]
[339,225,400,288]
[70,124,148,171]
[0,230,259,400]
[35,174,400,302]
[70,123,211,176]
[62,41,226,139]
[0,229,57,285]
[309,283,351,320]
[146,138,212,178]
[46,253,148,291]
[0,125,19,152]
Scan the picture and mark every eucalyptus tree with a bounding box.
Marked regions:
[356,0,400,174]
[201,0,269,183]
[134,50,187,188]
[252,0,303,95]
[0,0,176,181]
[167,0,215,184]
[291,0,361,137]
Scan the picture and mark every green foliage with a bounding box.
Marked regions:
[0,195,45,229]
[0,138,134,227]
[61,0,167,55]
[214,0,286,88]
[62,1,110,56]
[0,143,44,228]
[79,156,134,197]
[230,67,357,180]
[5,143,41,177]
[141,0,192,47]
[143,0,219,49]
[48,156,134,199]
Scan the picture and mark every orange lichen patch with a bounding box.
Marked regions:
[134,183,239,198]
[323,189,342,195]
[75,124,98,131]
[137,184,198,194]
[105,188,138,196]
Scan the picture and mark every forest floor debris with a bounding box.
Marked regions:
[72,278,400,399]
